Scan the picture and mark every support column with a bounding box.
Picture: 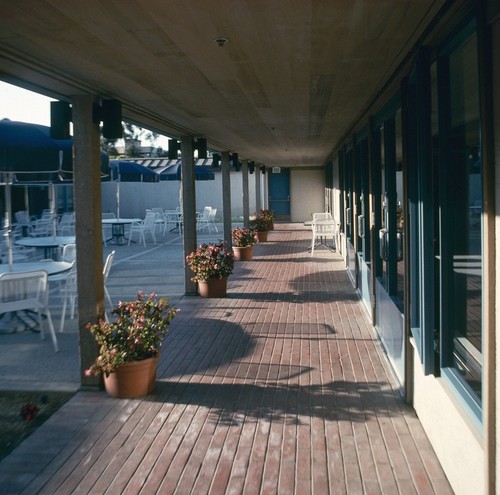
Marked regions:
[221,151,232,248]
[262,166,268,209]
[181,136,197,295]
[242,160,249,227]
[72,95,104,389]
[255,165,262,213]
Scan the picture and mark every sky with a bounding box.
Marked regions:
[0,80,169,148]
[0,81,54,126]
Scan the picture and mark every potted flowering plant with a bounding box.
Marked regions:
[231,227,257,261]
[85,291,178,398]
[186,241,234,297]
[258,209,276,230]
[249,214,273,242]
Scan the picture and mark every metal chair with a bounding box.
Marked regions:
[197,206,212,232]
[164,209,182,234]
[312,212,333,221]
[208,207,218,233]
[57,213,75,235]
[58,250,115,330]
[151,208,166,234]
[103,250,115,319]
[57,264,77,332]
[0,270,58,351]
[128,212,157,246]
[310,216,336,256]
[102,212,116,246]
[60,243,76,263]
[31,218,53,237]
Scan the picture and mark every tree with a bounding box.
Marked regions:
[123,123,159,156]
[100,137,119,156]
[100,122,161,157]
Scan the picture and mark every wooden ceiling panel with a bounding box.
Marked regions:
[0,0,444,167]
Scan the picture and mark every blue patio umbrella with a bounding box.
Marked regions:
[0,119,109,266]
[109,159,159,218]
[109,159,159,182]
[0,119,68,176]
[156,161,215,181]
[0,119,109,183]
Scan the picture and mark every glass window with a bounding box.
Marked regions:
[395,109,405,306]
[407,50,437,373]
[376,111,405,311]
[379,124,388,288]
[438,28,482,408]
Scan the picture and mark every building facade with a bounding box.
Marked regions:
[324,4,499,493]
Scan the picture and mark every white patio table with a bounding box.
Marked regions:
[0,260,73,276]
[15,235,75,260]
[101,218,141,245]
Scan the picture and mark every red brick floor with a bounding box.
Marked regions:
[0,224,453,494]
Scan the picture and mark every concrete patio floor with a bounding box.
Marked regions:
[0,224,453,494]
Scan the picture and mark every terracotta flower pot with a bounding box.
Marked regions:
[103,355,158,398]
[198,277,228,298]
[256,230,268,242]
[232,245,254,261]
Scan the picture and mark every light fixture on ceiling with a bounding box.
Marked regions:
[214,37,228,47]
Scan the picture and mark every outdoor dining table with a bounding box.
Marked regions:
[102,218,141,245]
[0,260,73,276]
[0,260,73,333]
[15,235,75,260]
[164,210,183,233]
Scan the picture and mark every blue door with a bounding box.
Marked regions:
[268,168,290,219]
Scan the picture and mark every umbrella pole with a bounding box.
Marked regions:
[5,175,13,268]
[49,182,57,237]
[24,186,29,217]
[116,173,121,219]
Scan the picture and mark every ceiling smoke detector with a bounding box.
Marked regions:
[214,37,228,47]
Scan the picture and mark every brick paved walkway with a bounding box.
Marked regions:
[0,224,453,494]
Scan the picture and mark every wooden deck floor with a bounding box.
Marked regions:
[0,224,453,494]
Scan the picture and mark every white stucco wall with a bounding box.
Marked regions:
[105,167,325,224]
[412,19,500,493]
[413,347,484,495]
[493,16,500,494]
[101,169,257,220]
[289,168,325,222]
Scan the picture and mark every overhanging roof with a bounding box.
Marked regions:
[0,1,445,168]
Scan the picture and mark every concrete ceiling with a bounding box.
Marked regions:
[0,1,444,168]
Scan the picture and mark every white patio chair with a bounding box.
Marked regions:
[49,246,76,287]
[128,212,157,246]
[0,270,58,351]
[197,206,212,232]
[103,250,115,320]
[60,243,76,263]
[310,217,336,256]
[56,263,77,332]
[128,220,146,246]
[14,210,31,225]
[102,212,116,246]
[57,212,75,235]
[208,207,218,233]
[31,218,52,237]
[151,208,165,234]
[14,211,33,236]
[312,212,333,221]
[58,250,115,330]
[2,227,36,262]
[164,209,182,234]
